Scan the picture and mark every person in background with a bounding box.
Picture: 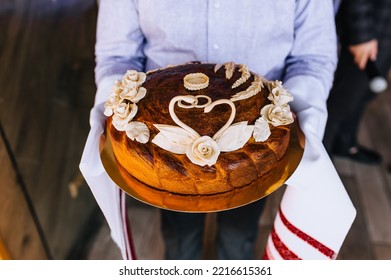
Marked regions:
[93,0,337,259]
[323,0,391,164]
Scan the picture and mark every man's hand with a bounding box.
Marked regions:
[348,39,378,70]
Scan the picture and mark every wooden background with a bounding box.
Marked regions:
[0,0,100,259]
[1,0,391,260]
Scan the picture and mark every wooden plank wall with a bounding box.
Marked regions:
[0,0,100,259]
[0,127,48,259]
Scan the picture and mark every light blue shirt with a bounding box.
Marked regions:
[94,0,337,138]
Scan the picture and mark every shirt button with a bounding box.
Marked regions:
[213,44,219,50]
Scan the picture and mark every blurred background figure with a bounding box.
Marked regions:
[324,0,391,165]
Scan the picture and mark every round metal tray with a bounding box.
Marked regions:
[100,122,304,213]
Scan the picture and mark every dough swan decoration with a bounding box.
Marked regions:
[152,95,254,166]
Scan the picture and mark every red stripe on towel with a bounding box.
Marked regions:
[279,208,336,259]
[271,227,301,260]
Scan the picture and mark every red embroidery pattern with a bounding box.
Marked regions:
[121,191,137,260]
[271,226,301,260]
[279,208,336,259]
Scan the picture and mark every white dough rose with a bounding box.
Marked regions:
[267,80,293,106]
[104,80,125,116]
[186,136,220,166]
[261,104,294,127]
[112,102,138,131]
[121,86,147,103]
[122,70,146,88]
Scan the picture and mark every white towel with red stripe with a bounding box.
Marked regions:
[80,76,136,259]
[265,207,337,260]
[262,77,357,260]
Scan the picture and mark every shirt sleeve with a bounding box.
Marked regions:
[94,0,146,104]
[283,0,338,139]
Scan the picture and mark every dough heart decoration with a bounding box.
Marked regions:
[152,95,254,166]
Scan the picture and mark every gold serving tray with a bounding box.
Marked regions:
[101,122,304,213]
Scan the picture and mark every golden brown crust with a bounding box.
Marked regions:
[115,144,288,212]
[108,63,291,195]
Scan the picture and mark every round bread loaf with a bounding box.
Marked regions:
[105,62,293,196]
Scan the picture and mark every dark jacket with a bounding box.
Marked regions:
[337,0,391,48]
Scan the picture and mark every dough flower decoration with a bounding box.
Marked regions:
[261,104,294,127]
[122,70,146,89]
[186,136,220,167]
[253,80,294,141]
[111,102,138,131]
[267,80,294,106]
[152,95,254,167]
[120,86,147,104]
[104,80,125,116]
[104,70,150,143]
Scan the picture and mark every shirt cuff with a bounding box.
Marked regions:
[283,75,329,139]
